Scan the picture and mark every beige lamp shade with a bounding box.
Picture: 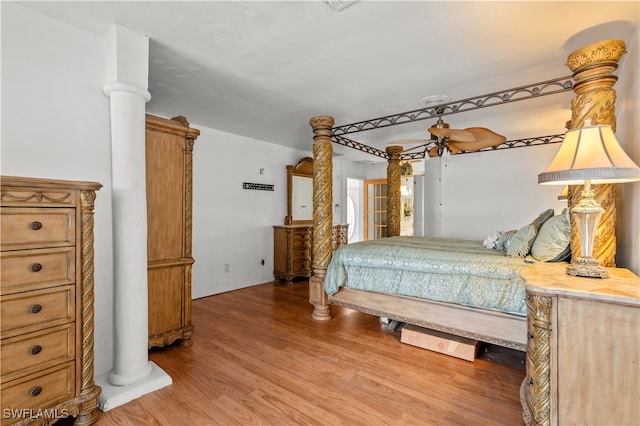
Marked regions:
[557,185,569,200]
[538,124,640,185]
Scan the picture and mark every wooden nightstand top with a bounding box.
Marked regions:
[521,262,640,306]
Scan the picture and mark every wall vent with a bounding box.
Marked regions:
[243,182,274,191]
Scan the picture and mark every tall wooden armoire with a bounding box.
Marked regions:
[145,114,200,348]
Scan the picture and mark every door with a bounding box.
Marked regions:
[400,176,414,236]
[364,179,387,240]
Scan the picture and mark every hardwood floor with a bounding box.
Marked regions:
[94,281,525,425]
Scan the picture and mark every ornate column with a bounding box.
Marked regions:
[565,39,627,267]
[386,146,403,237]
[309,116,334,320]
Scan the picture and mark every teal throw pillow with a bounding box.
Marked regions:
[532,209,555,230]
[531,209,571,262]
[507,223,538,257]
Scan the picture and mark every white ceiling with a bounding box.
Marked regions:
[17,1,639,163]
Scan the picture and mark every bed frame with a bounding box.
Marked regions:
[306,39,624,351]
[330,288,526,351]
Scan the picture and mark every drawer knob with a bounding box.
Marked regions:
[29,386,42,397]
[528,332,534,340]
[30,263,42,272]
[30,221,43,230]
[30,345,43,355]
[29,304,42,314]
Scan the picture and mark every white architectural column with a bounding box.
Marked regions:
[96,25,171,411]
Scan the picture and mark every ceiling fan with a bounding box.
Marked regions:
[388,117,507,157]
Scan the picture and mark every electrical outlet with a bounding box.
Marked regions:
[224,263,230,273]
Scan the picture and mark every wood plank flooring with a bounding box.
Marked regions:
[94,281,526,425]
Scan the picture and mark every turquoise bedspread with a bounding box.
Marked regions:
[324,236,529,316]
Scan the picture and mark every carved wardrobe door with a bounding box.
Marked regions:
[145,114,200,348]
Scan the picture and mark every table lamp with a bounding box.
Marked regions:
[538,120,640,278]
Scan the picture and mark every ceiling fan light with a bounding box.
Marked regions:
[429,117,449,140]
[430,117,450,129]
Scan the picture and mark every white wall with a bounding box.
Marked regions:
[432,145,567,239]
[351,146,568,242]
[615,28,640,274]
[188,125,312,298]
[1,3,115,376]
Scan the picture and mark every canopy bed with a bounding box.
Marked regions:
[307,39,627,353]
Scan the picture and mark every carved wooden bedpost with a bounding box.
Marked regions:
[386,146,403,237]
[309,116,334,320]
[566,39,627,267]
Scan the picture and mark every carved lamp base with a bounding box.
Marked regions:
[567,257,610,279]
[567,181,609,279]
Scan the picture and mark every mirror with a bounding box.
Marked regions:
[285,157,313,224]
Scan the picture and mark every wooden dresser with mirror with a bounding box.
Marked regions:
[273,157,348,284]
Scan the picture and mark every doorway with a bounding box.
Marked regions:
[346,178,363,243]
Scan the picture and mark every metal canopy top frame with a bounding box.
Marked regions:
[330,76,574,160]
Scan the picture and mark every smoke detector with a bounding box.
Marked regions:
[323,0,358,12]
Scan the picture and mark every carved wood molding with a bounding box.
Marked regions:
[184,136,195,258]
[0,190,73,205]
[285,157,314,225]
[566,39,626,267]
[386,146,403,237]
[145,114,201,139]
[290,156,314,174]
[310,116,334,269]
[526,293,553,426]
[79,190,99,402]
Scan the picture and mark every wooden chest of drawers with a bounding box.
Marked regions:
[273,224,348,284]
[1,176,101,425]
[520,263,639,426]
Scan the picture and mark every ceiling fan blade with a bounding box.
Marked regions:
[465,127,507,145]
[428,127,477,142]
[448,127,507,151]
[446,142,462,154]
[427,146,440,157]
